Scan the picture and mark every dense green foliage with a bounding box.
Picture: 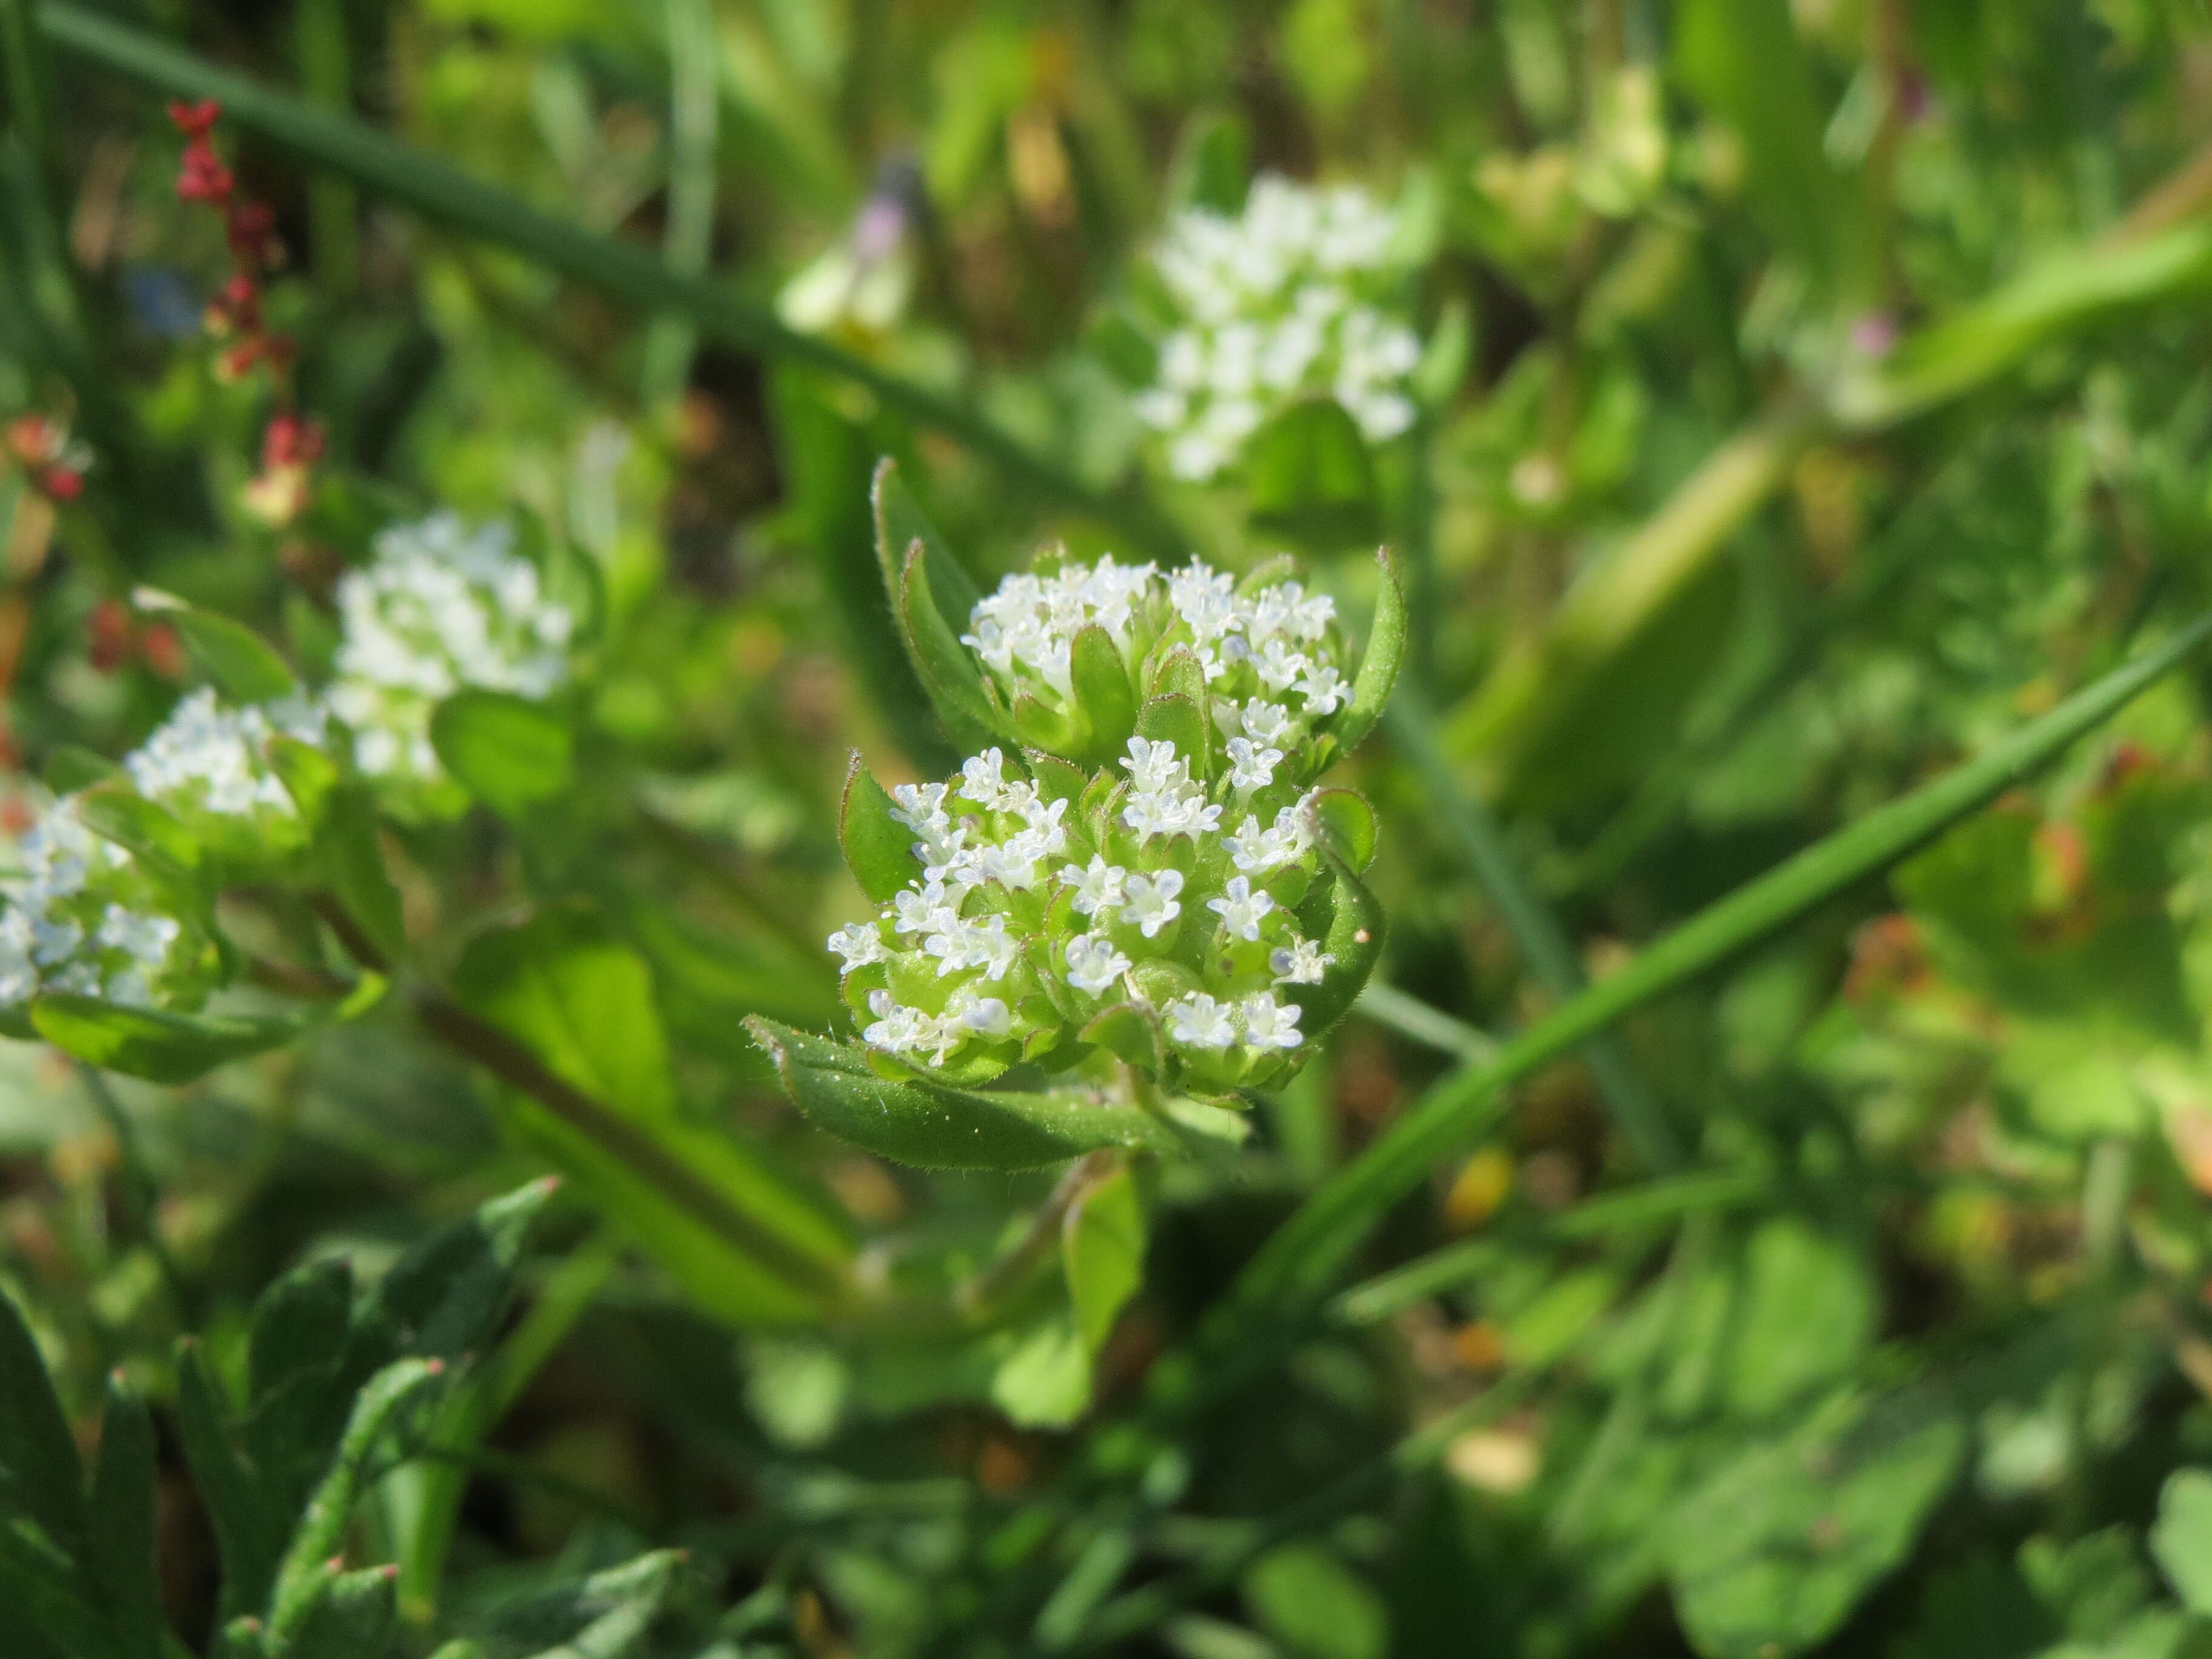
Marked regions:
[6,1,2212,1655]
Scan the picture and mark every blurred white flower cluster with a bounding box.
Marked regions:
[0,797,210,1010]
[0,509,583,1016]
[963,553,1349,756]
[1135,175,1421,481]
[830,552,1370,1098]
[327,514,574,791]
[126,686,326,862]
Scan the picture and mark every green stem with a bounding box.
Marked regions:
[395,1231,622,1621]
[641,0,717,406]
[75,1062,196,1326]
[1352,980,1500,1065]
[1390,689,1684,1170]
[36,2,1183,558]
[417,994,851,1305]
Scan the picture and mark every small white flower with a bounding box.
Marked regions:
[889,781,950,833]
[863,988,934,1054]
[892,883,957,935]
[1253,638,1309,692]
[1124,735,1185,794]
[1061,856,1127,917]
[1205,875,1275,942]
[967,914,1021,980]
[1225,737,1282,793]
[1240,991,1304,1050]
[1271,936,1335,985]
[1122,789,1183,840]
[1065,933,1133,995]
[1120,870,1185,937]
[970,836,1047,890]
[1165,993,1236,1050]
[959,748,1011,808]
[1241,700,1293,744]
[826,922,886,973]
[954,994,1013,1039]
[1296,662,1348,716]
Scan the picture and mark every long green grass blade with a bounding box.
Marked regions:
[1390,689,1684,1170]
[35,2,1179,555]
[1233,609,2212,1312]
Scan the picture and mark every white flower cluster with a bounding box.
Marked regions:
[1135,175,1421,481]
[326,514,574,789]
[126,687,327,860]
[830,733,1337,1092]
[960,554,1350,765]
[0,798,205,1010]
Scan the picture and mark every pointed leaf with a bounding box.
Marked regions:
[240,1260,354,1517]
[266,736,338,830]
[1063,1165,1145,1355]
[1332,548,1405,757]
[900,542,1013,742]
[176,1341,287,1621]
[839,753,922,903]
[872,457,983,621]
[87,1379,166,1659]
[42,745,121,794]
[991,1313,1093,1428]
[1069,624,1138,765]
[275,1566,396,1659]
[73,783,201,877]
[1287,851,1386,1042]
[363,1179,557,1367]
[749,1017,1177,1169]
[318,786,406,967]
[1081,1001,1165,1076]
[0,1288,84,1552]
[1307,788,1378,873]
[1135,694,1210,782]
[1244,397,1383,551]
[269,1358,442,1644]
[429,691,574,819]
[135,589,299,703]
[31,986,380,1085]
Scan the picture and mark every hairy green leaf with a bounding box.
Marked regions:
[749,1017,1178,1169]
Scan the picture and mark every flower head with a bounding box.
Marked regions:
[326,514,575,808]
[1135,175,1421,481]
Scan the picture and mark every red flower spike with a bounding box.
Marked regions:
[167,99,222,138]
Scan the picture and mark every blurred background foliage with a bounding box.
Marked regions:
[8,0,2212,1655]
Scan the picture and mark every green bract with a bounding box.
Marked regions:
[816,544,1401,1118]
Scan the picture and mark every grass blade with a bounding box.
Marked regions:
[1233,609,2212,1312]
[1390,689,1684,1170]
